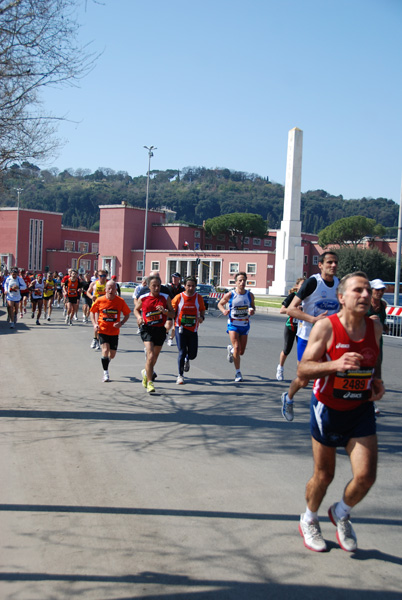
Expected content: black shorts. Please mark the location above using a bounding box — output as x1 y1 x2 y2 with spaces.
283 327 297 356
98 333 119 351
84 296 93 307
140 325 167 346
67 296 78 304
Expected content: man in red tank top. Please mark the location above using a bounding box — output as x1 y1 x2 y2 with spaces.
296 272 384 554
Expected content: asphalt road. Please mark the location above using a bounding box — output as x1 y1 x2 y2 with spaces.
1 297 401 599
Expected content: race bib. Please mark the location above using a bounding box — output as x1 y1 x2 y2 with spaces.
333 368 373 401
232 305 249 319
181 314 196 327
146 310 163 325
102 309 118 322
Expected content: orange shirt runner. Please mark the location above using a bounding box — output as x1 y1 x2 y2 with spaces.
90 295 131 336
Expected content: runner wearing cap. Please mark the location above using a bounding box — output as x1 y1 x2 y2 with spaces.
367 279 388 415
29 273 45 325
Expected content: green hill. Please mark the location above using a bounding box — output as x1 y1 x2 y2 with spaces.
0 163 398 235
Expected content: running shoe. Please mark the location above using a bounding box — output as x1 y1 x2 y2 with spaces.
31 312 34 319
374 403 380 416
281 392 294 422
167 338 173 346
152 372 157 381
235 371 243 382
328 504 357 552
299 514 327 552
141 369 148 389
176 375 184 385
184 359 190 372
24 307 27 313
36 319 40 325
20 312 23 319
90 339 97 349
95 341 101 350
136 327 141 334
73 315 78 321
103 372 110 383
227 344 234 363
65 315 69 325
147 381 155 393
47 317 51 322
10 322 14 329
276 365 284 381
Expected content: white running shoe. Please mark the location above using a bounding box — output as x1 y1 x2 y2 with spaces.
103 372 110 383
281 392 294 421
227 344 234 363
65 315 69 325
90 339 97 349
167 338 173 346
328 504 357 552
299 514 327 552
235 371 243 382
176 375 184 385
276 365 284 381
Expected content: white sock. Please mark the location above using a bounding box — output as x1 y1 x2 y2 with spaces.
304 507 318 523
335 499 352 520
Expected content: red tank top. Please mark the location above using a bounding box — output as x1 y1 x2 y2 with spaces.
313 314 379 411
141 294 168 327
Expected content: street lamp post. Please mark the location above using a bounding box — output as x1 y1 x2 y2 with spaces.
142 146 157 278
14 187 23 267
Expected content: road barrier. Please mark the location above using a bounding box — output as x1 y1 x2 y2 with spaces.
385 306 402 337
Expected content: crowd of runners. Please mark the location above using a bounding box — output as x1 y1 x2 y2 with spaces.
1 257 389 554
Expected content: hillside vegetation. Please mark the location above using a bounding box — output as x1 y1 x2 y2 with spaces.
1 163 398 235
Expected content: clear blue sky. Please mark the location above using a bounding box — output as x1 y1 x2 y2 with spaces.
42 0 402 203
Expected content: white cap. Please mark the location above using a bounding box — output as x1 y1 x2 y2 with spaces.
370 279 386 290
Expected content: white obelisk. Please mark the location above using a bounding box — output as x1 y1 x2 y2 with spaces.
269 127 304 296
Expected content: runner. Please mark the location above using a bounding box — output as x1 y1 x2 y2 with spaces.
54 271 63 307
276 277 305 381
297 271 384 553
29 273 45 325
63 270 83 325
43 271 56 321
87 270 108 348
217 272 255 382
81 271 93 323
90 280 131 382
367 278 388 416
166 272 185 346
19 269 31 317
4 268 27 328
171 276 206 384
281 252 339 421
134 274 174 393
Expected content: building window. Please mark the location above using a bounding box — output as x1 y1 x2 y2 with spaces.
194 242 200 250
92 243 99 253
204 244 212 250
194 230 201 238
246 263 257 275
264 239 272 247
28 219 43 271
243 237 249 245
80 259 91 272
71 258 78 269
151 261 160 271
253 238 261 246
247 279 256 286
205 233 212 240
228 246 236 251
137 260 144 272
78 241 89 253
217 234 225 241
64 240 75 252
229 262 239 274
304 255 308 264
228 279 236 286
216 245 225 250
313 255 319 265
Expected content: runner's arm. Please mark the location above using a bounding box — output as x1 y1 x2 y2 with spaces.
217 291 232 316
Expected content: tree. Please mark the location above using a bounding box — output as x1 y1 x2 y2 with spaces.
0 0 97 171
318 216 386 249
336 247 397 281
204 212 267 250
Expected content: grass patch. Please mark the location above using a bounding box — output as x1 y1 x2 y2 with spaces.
254 296 283 308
